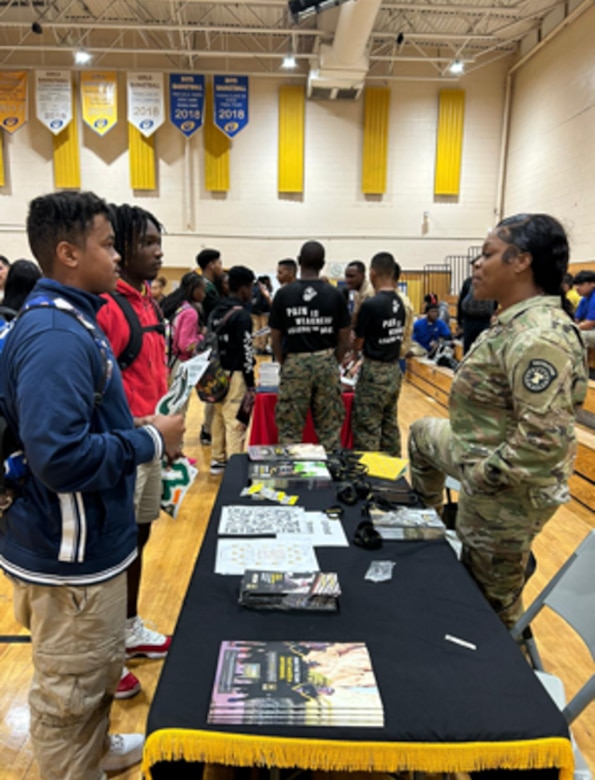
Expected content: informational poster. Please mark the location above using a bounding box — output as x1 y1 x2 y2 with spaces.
80 71 118 136
35 70 72 134
127 72 164 137
0 71 28 134
169 73 204 138
213 75 248 138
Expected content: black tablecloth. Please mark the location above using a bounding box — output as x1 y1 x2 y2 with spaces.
144 455 572 779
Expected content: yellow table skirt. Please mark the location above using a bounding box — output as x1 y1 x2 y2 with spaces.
143 728 574 780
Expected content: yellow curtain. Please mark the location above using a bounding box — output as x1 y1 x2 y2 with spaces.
129 124 156 190
434 89 465 196
278 85 305 193
362 86 389 195
204 81 230 192
53 87 81 189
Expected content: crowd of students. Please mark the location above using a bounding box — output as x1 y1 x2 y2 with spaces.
0 193 592 780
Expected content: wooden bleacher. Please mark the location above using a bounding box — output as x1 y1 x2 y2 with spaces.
405 357 595 512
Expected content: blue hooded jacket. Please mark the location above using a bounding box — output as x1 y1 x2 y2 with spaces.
0 279 162 585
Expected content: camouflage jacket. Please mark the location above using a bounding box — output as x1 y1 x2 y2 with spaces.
449 295 587 505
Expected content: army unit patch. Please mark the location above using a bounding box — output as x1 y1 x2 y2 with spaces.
522 359 558 392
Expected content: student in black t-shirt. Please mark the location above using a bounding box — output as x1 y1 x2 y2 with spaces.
208 266 255 475
351 252 406 457
269 241 351 452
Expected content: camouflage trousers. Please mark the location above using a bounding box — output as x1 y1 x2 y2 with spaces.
352 359 403 456
276 350 344 453
408 417 557 628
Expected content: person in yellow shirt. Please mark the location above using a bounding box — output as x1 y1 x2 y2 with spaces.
562 272 581 313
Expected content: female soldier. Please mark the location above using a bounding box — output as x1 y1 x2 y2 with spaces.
409 214 588 627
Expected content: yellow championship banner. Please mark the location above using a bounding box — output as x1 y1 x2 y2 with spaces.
80 71 117 136
0 71 28 134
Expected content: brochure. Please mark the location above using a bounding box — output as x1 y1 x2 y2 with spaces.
239 570 341 611
207 640 384 727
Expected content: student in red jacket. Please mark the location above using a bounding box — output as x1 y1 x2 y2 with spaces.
97 204 177 699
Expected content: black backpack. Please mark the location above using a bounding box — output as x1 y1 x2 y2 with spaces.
109 292 166 371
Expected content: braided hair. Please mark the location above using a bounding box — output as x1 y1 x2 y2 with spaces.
108 203 162 271
495 213 572 316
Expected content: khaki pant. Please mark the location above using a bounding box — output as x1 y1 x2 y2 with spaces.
134 458 162 525
11 572 126 780
212 371 248 463
251 313 269 352
408 417 557 627
202 400 215 435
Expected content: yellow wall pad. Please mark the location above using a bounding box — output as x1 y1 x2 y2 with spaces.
143 729 574 780
205 82 230 192
434 88 465 197
278 85 305 194
53 89 80 189
129 123 155 190
362 87 390 195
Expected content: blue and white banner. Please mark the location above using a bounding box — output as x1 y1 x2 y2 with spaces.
127 72 165 137
213 75 248 139
169 74 204 138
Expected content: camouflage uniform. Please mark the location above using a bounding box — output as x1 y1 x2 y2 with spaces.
409 296 588 627
276 350 344 453
352 360 403 456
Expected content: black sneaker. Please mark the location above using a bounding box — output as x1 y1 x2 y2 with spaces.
200 427 212 445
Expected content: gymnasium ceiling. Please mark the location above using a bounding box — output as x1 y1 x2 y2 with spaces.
0 0 580 82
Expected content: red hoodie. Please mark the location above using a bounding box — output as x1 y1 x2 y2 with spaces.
97 279 168 417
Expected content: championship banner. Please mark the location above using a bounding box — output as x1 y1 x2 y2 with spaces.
213 75 248 139
169 74 204 138
127 72 164 137
80 71 117 136
0 71 28 134
35 71 72 134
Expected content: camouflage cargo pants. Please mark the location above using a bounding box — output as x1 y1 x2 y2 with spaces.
352 359 403 456
409 417 557 627
276 350 344 453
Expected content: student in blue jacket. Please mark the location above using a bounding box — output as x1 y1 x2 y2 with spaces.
0 191 184 780
412 302 452 353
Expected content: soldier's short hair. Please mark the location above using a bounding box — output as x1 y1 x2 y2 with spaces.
371 252 396 278
298 241 325 272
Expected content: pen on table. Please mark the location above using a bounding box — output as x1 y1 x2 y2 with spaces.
444 633 477 651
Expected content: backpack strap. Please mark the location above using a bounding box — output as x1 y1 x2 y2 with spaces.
0 295 113 499
19 296 113 406
208 304 244 334
109 291 166 371
0 305 17 321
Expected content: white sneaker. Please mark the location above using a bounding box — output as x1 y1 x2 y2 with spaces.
210 460 226 476
125 615 171 659
101 733 144 772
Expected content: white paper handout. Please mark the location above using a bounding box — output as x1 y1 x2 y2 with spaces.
156 351 211 415
278 512 349 547
218 505 305 536
215 539 319 576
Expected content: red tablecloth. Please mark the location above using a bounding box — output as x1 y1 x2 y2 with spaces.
248 392 353 448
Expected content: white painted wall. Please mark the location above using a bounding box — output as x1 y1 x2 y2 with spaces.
504 3 595 262
0 59 510 273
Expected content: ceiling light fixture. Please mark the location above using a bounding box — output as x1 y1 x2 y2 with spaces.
449 59 464 75
288 0 351 23
281 53 297 70
74 48 92 65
